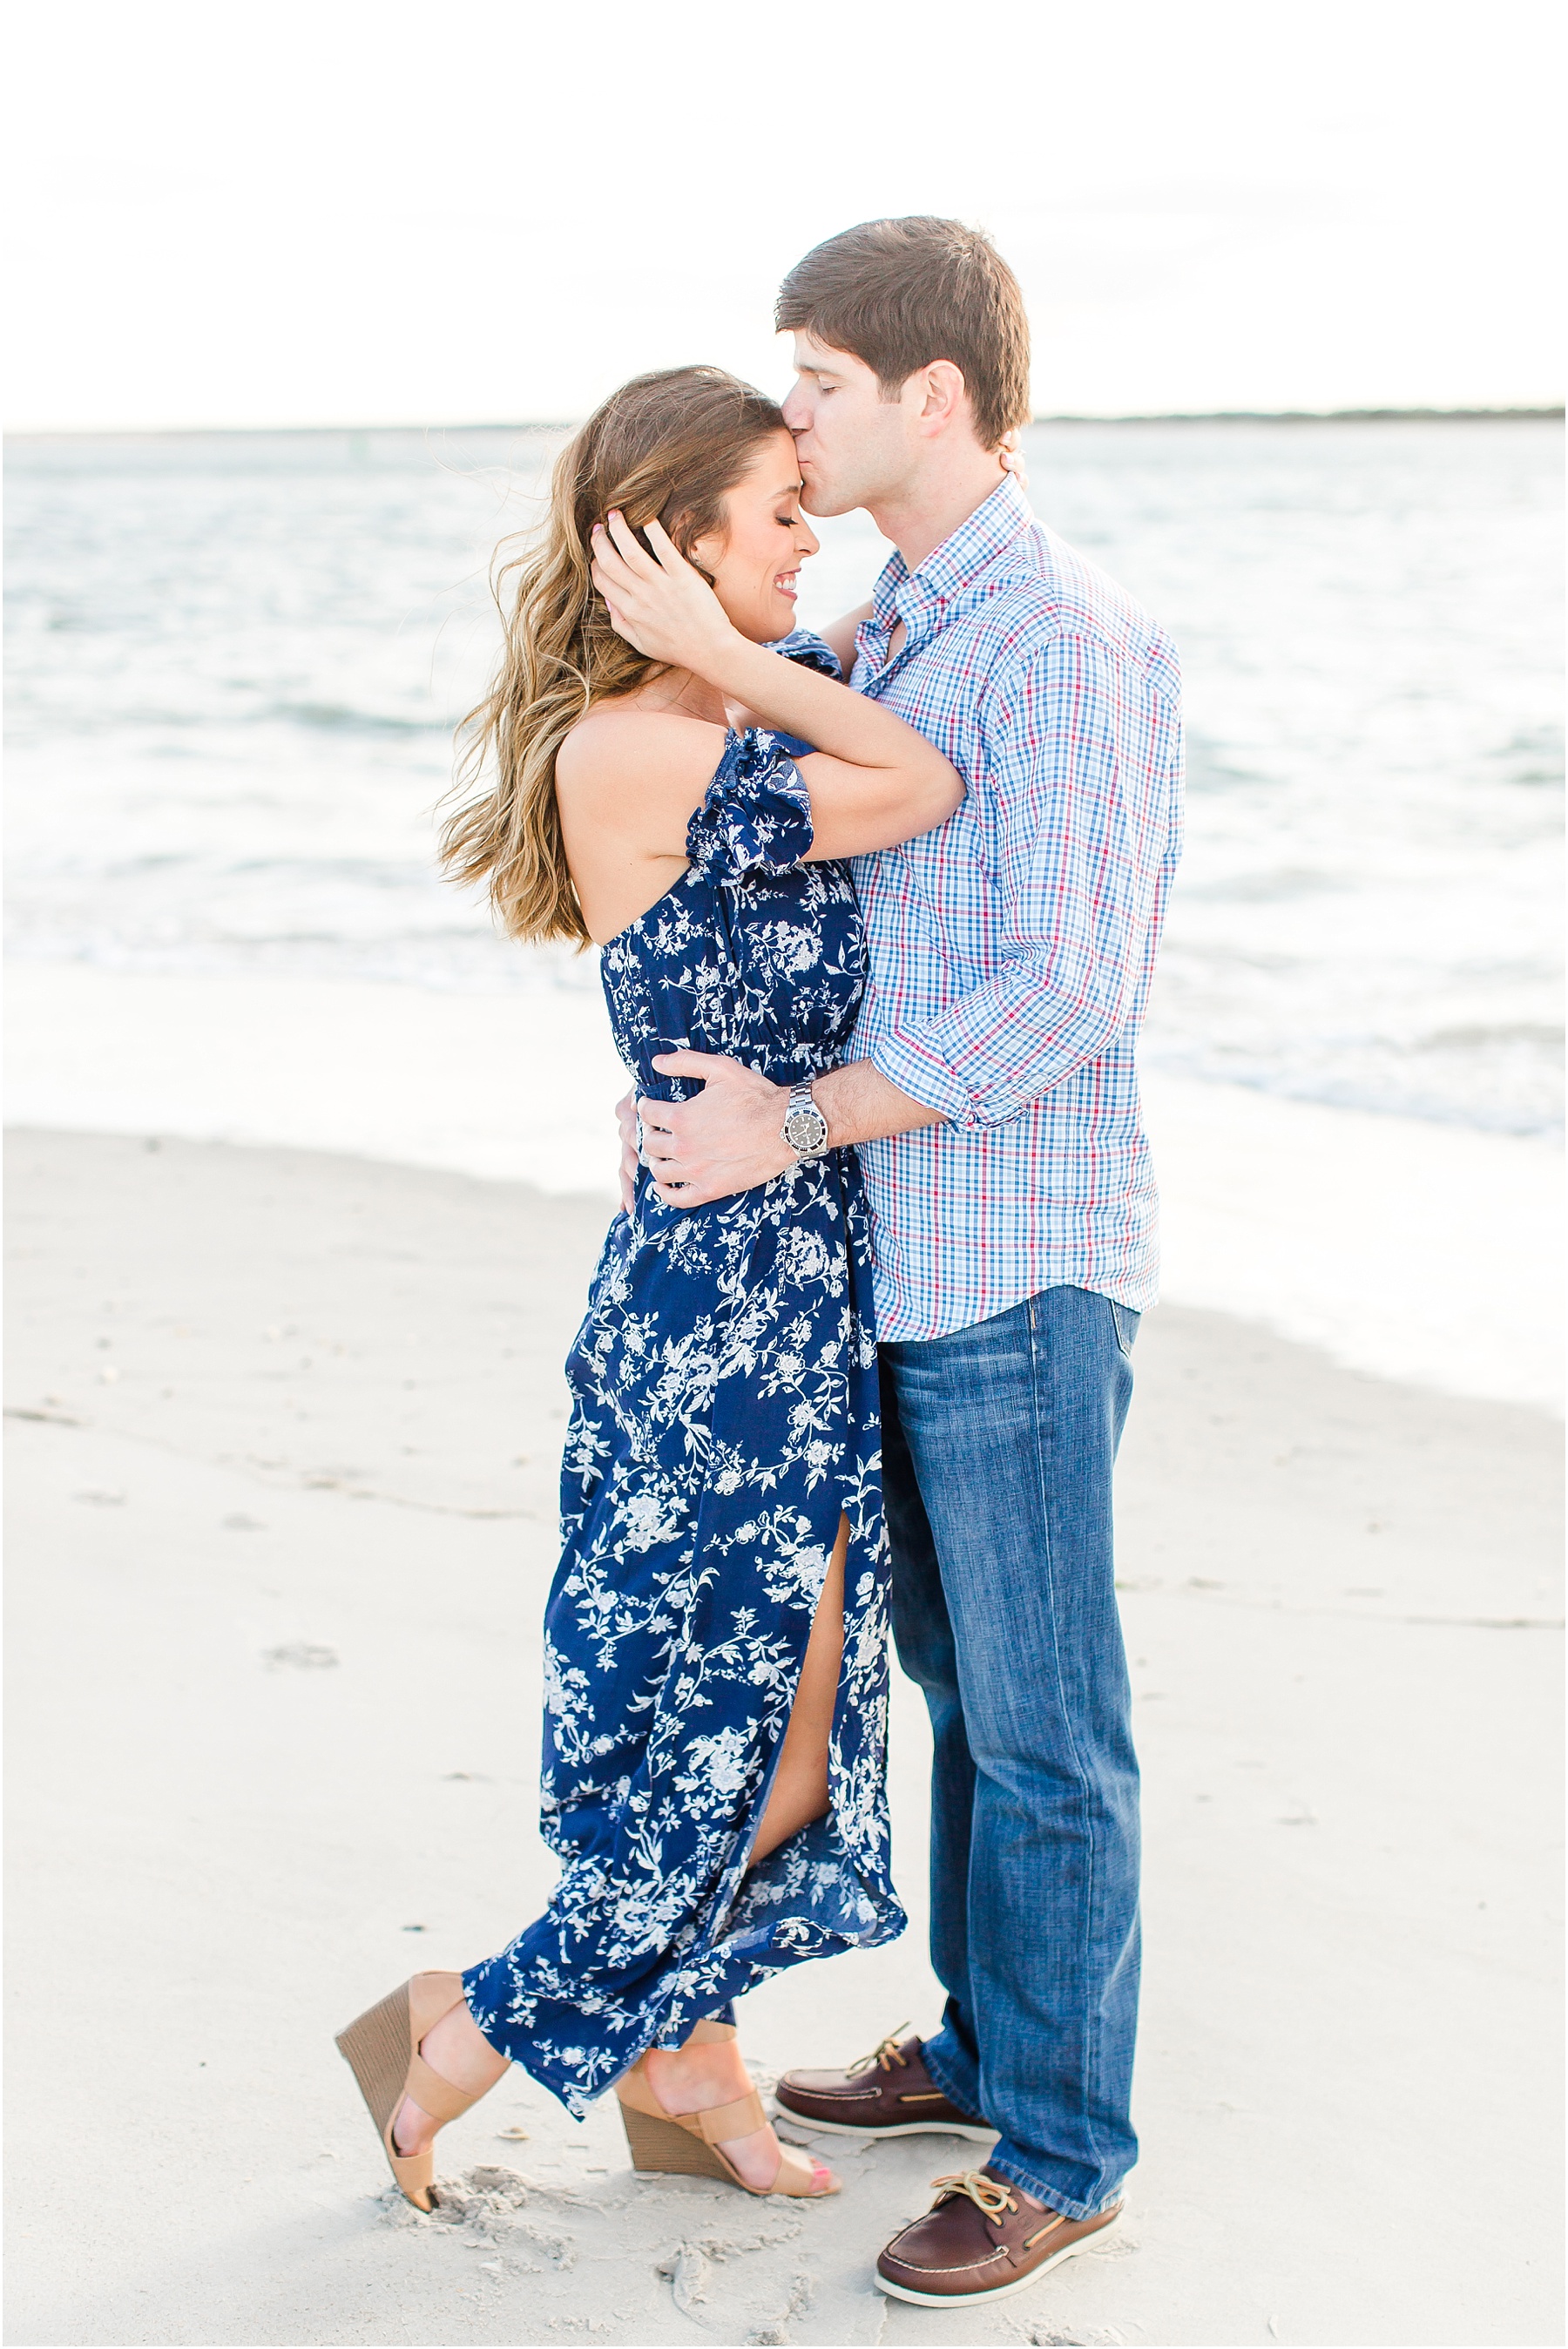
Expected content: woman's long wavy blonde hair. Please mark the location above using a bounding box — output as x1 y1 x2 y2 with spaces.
442 366 787 946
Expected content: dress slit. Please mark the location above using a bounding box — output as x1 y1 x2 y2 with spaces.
747 1512 848 1867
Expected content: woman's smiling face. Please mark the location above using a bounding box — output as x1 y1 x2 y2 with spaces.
686 430 821 644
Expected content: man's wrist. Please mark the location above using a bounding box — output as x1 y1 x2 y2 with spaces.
814 1058 945 1149
814 1064 861 1149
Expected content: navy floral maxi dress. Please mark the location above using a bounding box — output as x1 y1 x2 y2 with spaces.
463 677 904 2118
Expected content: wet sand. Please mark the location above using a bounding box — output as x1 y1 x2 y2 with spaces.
4 1130 1561 2346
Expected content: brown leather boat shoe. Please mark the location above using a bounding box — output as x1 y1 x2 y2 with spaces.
875 2164 1122 2308
774 2028 993 2143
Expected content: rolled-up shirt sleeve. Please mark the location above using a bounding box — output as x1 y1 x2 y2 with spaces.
867 631 1179 1129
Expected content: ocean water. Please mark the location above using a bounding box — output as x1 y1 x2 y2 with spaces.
5 416 1563 1406
6 416 1562 1138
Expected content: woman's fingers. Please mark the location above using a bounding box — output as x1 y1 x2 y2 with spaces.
589 555 641 644
589 559 630 616
641 514 688 575
591 522 672 649
589 531 639 595
589 515 733 672
589 575 630 633
603 510 659 575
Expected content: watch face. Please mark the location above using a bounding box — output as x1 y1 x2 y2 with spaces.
785 1107 828 1153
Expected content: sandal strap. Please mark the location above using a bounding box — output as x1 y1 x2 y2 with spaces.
770 2143 830 2195
691 2090 766 2143
406 2050 479 2124
685 2018 738 2046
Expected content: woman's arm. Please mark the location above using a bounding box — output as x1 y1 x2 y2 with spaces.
590 516 962 849
557 687 957 944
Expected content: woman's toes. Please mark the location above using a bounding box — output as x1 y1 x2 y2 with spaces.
770 2141 838 2194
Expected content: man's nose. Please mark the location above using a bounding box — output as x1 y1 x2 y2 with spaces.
781 383 809 430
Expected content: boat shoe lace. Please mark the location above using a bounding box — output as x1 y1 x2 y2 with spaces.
929 2170 1068 2250
931 2169 1018 2222
848 2024 912 2076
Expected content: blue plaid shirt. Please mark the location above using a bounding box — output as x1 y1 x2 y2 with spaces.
841 477 1183 1343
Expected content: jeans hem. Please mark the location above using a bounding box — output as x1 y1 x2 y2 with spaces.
987 2143 1128 2224
920 2033 985 2125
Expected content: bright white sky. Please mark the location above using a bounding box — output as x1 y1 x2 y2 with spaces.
5 0 1561 430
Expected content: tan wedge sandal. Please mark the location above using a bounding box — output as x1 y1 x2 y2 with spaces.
616 2019 838 2197
335 1970 484 2211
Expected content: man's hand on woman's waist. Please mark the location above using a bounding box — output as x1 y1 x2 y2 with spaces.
622 1052 940 1210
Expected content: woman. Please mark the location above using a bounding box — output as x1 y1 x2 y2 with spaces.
335 367 962 2210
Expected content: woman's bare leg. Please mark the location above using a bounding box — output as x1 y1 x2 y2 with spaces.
643 1518 849 2192
391 1998 509 2157
750 1515 847 1864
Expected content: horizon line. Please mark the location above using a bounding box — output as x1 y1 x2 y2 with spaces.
5 404 1562 442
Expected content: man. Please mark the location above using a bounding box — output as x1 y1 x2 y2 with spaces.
625 216 1182 2311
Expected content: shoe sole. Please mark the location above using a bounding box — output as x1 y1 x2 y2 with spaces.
335 1983 411 2146
774 2109 996 2143
620 2095 840 2197
619 2098 740 2184
875 2210 1120 2308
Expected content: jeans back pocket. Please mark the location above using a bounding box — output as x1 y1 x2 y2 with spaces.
1110 1300 1141 1357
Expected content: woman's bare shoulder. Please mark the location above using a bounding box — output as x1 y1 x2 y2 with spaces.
556 703 727 799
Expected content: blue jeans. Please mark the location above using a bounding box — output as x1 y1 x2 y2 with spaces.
880 1284 1140 2218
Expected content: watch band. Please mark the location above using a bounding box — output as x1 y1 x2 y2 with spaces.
781 1079 830 1161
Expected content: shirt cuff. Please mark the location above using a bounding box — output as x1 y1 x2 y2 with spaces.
868 1029 978 1129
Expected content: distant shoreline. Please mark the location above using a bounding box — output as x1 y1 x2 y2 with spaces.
5 407 1562 445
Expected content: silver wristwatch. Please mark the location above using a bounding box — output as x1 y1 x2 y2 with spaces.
781 1080 830 1162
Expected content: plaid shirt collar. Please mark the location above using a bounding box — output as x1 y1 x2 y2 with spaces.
863 474 1034 666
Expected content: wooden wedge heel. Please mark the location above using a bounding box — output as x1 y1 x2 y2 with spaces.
615 2019 837 2197
335 1971 483 2210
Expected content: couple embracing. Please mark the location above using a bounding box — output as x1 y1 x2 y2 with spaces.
336 215 1182 2314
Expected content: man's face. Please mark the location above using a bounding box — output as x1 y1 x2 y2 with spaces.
781 331 918 518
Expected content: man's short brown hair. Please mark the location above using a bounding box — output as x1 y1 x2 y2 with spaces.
775 216 1031 451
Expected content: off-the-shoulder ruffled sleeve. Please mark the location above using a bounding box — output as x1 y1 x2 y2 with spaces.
686 728 814 881
766 626 842 681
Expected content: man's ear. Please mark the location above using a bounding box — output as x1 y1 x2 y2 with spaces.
913 360 971 439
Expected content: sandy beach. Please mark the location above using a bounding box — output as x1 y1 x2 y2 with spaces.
5 1127 1561 2347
